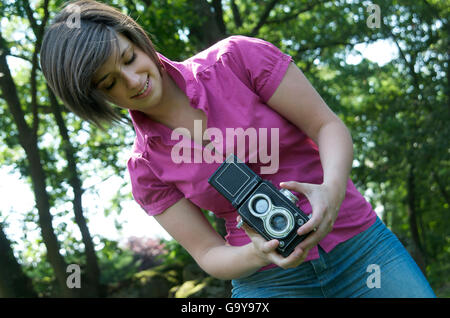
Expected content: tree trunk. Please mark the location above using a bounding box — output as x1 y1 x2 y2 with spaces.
48 88 102 297
0 223 37 297
406 163 427 275
0 39 77 298
186 0 227 49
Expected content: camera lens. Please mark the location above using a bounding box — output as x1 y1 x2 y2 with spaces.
269 214 288 232
264 209 294 238
253 198 269 214
248 194 272 216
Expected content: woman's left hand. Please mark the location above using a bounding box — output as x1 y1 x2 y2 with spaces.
279 181 346 260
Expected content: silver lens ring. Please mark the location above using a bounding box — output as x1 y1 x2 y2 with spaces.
264 208 294 238
248 193 272 217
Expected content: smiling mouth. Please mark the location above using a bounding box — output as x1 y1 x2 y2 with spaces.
132 76 150 98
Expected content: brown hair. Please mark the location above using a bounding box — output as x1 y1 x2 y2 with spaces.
40 0 162 127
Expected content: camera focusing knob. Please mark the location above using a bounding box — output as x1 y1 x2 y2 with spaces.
280 189 299 204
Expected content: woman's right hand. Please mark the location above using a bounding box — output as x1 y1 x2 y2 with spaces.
237 216 309 269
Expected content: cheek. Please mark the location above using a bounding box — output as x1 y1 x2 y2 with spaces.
113 84 131 97
144 55 161 74
105 91 128 107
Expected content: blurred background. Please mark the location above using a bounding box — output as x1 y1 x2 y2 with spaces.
0 0 448 298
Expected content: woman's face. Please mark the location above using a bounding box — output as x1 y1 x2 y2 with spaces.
93 33 163 113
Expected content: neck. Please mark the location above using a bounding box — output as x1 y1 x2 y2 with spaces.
144 69 189 128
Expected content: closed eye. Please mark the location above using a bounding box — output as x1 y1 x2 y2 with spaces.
105 80 116 90
125 52 136 65
104 51 136 90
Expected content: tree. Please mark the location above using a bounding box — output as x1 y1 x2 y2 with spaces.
0 222 36 297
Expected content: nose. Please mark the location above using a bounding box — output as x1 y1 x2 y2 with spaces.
121 68 140 90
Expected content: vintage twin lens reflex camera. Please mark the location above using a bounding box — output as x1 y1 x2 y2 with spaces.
208 155 311 257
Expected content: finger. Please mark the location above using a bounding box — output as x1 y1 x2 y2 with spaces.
279 181 310 195
279 182 318 234
278 246 307 268
261 239 279 253
298 225 327 251
292 246 309 264
297 220 319 236
297 212 322 236
286 246 305 261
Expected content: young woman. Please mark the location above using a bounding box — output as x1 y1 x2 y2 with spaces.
40 0 436 298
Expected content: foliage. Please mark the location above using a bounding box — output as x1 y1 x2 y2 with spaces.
124 236 167 270
96 238 141 286
158 238 195 267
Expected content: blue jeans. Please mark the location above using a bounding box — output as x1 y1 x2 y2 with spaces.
231 217 436 298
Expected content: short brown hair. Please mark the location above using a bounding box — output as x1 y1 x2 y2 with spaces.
40 0 162 127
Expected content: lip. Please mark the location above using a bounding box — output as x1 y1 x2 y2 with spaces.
131 76 151 99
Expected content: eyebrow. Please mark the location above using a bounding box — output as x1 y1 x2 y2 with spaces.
95 44 131 87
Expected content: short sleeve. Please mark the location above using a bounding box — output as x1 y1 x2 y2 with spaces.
227 35 293 103
127 155 184 216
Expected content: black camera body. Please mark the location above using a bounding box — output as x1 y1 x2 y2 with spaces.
208 155 310 257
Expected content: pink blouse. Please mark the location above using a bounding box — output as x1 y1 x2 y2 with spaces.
127 35 377 264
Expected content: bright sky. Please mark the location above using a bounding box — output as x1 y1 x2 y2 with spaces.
0 39 396 251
